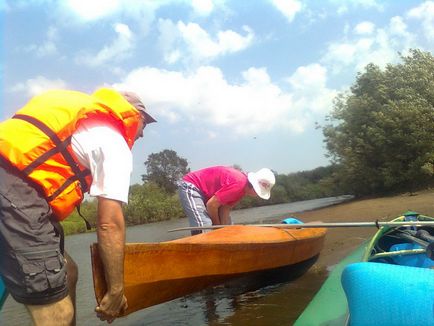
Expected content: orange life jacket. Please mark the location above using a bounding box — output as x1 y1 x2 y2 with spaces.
0 88 141 220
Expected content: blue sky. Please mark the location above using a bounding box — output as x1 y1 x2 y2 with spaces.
2 0 434 184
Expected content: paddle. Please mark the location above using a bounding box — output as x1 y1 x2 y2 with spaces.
168 221 434 232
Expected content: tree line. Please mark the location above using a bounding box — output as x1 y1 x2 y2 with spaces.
323 49 434 195
63 49 434 234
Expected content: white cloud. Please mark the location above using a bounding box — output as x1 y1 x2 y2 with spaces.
35 42 57 57
177 22 245 57
157 19 183 64
75 23 134 67
112 65 336 136
322 13 416 74
164 21 254 64
64 0 222 21
322 43 357 72
191 0 214 16
333 0 383 15
407 1 434 41
288 64 325 91
24 26 58 57
165 50 182 65
9 76 68 97
65 0 120 21
57 0 220 28
322 1 433 77
389 16 407 35
354 21 375 35
286 64 337 118
271 0 302 23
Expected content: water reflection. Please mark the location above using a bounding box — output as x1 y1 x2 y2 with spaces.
176 256 320 325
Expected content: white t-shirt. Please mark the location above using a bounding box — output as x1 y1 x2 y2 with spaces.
71 120 133 203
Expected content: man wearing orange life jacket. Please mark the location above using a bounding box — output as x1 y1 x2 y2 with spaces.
0 88 156 325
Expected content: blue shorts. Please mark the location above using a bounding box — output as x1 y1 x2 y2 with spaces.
177 181 211 235
0 163 68 305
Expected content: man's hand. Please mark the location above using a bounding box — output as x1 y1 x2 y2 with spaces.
95 290 128 324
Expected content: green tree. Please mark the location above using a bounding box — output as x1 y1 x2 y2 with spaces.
125 182 184 224
323 49 434 195
142 149 190 193
268 184 288 204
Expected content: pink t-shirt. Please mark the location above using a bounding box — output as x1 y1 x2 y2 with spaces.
183 166 248 205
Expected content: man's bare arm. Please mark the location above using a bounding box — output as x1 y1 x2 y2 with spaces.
95 197 128 323
206 195 222 225
219 205 233 225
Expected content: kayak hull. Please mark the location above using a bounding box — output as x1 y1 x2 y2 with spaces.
91 225 326 315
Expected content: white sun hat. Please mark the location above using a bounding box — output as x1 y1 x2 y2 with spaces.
247 168 276 200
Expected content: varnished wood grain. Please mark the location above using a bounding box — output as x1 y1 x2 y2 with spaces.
91 225 326 315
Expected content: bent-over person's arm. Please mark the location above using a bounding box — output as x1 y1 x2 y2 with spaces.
206 195 222 225
95 197 128 323
219 205 233 225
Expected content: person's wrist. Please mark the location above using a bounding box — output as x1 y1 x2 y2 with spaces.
108 286 124 296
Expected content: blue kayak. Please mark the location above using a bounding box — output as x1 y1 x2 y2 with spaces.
295 211 434 326
342 211 434 326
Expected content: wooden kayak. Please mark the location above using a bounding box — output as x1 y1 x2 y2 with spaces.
294 211 434 326
91 224 326 316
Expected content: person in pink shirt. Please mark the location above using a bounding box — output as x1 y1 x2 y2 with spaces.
178 166 275 235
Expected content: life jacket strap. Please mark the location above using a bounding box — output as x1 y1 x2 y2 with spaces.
77 205 92 231
12 114 91 194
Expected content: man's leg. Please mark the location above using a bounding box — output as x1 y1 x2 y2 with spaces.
25 252 78 326
16 239 77 326
178 181 212 235
0 165 72 325
26 295 74 326
65 252 78 326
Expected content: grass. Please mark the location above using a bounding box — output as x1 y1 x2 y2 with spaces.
61 214 93 235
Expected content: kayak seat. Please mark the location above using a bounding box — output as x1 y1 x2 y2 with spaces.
341 262 434 326
389 243 434 268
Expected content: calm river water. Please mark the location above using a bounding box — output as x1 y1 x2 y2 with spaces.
1 196 350 326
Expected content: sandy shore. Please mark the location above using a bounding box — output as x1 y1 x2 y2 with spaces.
281 189 434 268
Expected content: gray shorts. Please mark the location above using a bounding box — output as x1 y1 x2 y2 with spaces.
177 181 211 235
0 163 68 305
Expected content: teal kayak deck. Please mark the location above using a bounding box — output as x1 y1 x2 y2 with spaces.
341 262 434 326
0 277 7 310
295 212 434 326
294 243 366 326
